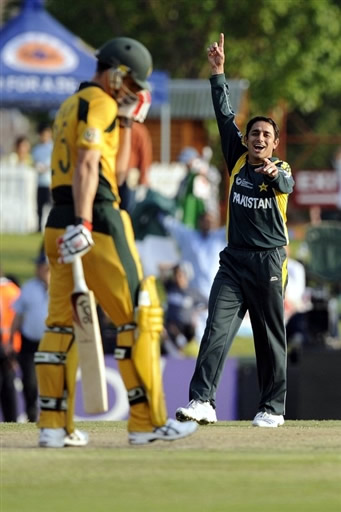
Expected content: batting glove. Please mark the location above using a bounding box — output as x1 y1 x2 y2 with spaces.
132 90 152 123
57 223 94 264
118 90 152 124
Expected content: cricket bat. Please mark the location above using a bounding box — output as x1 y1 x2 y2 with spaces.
71 255 108 414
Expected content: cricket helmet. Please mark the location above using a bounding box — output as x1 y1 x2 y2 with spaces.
96 37 153 90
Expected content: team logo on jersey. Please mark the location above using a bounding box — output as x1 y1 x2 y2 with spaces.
2 32 78 73
259 182 268 192
83 127 101 144
281 162 291 171
279 161 292 178
236 177 253 189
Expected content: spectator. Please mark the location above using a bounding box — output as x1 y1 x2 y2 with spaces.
0 343 18 422
32 123 53 232
1 136 32 168
159 209 226 339
285 253 308 321
285 254 311 362
202 145 222 216
9 253 50 422
176 146 221 229
175 147 208 228
0 136 37 233
0 270 21 421
129 122 153 186
160 210 226 301
119 117 153 213
161 263 207 358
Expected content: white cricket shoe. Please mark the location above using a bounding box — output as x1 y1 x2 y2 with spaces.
39 428 89 447
64 429 89 447
39 428 66 448
252 411 285 428
176 399 217 425
128 418 198 445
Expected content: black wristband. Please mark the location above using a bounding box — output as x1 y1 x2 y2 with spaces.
119 117 133 128
74 217 93 231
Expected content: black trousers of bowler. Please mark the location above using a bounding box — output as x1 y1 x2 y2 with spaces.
189 246 288 416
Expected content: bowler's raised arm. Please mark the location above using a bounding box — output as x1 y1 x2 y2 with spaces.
207 33 225 75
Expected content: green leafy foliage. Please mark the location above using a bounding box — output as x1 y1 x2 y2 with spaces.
40 0 341 114
3 0 340 167
3 0 340 112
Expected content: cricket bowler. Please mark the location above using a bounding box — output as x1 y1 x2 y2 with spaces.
176 33 295 428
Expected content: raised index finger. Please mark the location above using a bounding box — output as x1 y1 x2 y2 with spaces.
219 33 224 50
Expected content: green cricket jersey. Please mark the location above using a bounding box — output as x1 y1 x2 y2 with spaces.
210 74 294 249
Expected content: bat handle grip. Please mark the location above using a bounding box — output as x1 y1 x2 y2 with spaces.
72 255 88 293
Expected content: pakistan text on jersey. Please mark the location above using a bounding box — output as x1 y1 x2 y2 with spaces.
232 192 272 209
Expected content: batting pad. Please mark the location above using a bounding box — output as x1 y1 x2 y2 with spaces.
132 276 167 427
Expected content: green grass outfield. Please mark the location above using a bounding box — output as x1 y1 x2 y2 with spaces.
0 233 44 285
2 421 341 512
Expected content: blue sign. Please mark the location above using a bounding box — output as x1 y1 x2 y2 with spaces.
149 70 169 105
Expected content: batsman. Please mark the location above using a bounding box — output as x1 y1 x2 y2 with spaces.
35 37 197 447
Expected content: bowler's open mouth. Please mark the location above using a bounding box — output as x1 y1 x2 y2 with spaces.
253 144 265 152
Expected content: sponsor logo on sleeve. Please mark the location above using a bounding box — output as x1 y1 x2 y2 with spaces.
83 127 101 144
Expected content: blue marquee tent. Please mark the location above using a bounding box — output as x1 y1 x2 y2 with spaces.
0 0 169 110
0 0 97 109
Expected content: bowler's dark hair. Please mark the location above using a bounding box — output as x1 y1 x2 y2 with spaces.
246 116 280 140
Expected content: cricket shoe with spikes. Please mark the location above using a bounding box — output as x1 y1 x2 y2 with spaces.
39 428 66 448
39 428 89 448
176 399 217 425
64 429 89 446
252 411 285 428
128 418 198 445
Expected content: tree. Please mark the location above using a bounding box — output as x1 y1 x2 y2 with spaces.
42 0 341 114
4 0 340 113
3 0 340 167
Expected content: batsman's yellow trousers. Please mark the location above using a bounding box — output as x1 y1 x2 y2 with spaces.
37 206 166 433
